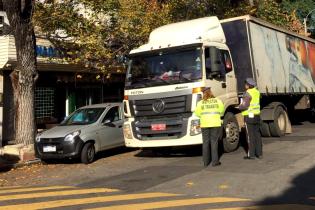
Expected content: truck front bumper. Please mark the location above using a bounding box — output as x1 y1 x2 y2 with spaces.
123 119 202 148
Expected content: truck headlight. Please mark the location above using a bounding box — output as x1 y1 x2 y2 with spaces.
65 130 81 143
190 119 201 136
123 124 132 139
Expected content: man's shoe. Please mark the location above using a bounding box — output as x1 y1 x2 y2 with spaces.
212 162 221 167
243 156 255 160
257 155 263 159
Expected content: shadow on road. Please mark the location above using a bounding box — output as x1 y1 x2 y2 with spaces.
134 145 202 158
254 166 315 208
40 146 136 165
0 155 19 173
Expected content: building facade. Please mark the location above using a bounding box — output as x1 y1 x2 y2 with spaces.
0 13 125 146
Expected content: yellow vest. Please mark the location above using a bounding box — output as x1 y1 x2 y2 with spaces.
242 88 261 116
194 98 224 128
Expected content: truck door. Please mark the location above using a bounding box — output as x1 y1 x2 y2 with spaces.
204 47 236 101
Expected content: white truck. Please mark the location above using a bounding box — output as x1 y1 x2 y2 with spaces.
123 15 315 152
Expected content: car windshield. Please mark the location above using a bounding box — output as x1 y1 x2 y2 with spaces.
125 46 202 89
60 108 105 126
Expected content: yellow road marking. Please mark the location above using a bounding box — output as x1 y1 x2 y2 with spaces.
87 197 250 210
208 204 315 210
0 186 74 194
0 188 118 201
0 186 22 190
0 192 178 210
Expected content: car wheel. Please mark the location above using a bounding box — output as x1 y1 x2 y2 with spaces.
81 142 95 164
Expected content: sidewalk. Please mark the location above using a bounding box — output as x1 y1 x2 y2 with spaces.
0 144 41 171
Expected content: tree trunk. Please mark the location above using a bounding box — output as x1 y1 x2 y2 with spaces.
4 0 38 146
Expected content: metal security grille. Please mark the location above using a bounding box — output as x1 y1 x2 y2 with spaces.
35 87 55 118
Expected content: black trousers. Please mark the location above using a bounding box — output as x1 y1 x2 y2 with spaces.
201 127 221 166
244 115 262 158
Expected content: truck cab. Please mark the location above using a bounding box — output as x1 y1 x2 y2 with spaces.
123 17 240 151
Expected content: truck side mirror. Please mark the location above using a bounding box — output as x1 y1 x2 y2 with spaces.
225 56 233 73
209 47 222 76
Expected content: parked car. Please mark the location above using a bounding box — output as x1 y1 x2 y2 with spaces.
35 103 124 164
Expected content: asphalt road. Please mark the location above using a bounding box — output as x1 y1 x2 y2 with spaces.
1 121 315 209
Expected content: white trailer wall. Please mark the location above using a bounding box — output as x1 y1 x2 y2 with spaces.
249 22 315 94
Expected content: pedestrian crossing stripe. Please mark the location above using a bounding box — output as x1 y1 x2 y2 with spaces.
0 187 118 202
0 186 75 194
0 186 314 210
0 192 178 210
207 204 315 210
0 186 22 190
87 197 250 210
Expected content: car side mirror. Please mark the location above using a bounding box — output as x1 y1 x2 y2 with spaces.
103 120 115 127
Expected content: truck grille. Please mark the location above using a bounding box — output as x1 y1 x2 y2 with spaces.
131 115 189 140
130 95 191 117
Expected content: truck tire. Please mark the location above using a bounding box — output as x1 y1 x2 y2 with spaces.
269 106 287 137
260 121 271 137
222 112 240 152
81 142 95 164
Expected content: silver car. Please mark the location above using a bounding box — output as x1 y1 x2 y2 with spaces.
35 103 124 164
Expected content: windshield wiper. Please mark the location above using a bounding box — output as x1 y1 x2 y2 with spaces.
180 77 192 82
129 78 153 88
154 77 171 84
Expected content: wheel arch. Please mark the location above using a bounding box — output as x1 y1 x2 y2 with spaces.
82 139 99 152
224 105 243 131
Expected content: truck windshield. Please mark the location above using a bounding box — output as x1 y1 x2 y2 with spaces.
125 47 202 89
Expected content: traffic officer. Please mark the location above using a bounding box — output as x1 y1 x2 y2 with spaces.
194 87 224 167
239 78 262 159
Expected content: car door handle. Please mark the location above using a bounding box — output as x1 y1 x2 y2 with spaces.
118 125 122 128
221 82 227 88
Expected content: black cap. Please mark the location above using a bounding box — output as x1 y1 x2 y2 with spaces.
245 78 256 86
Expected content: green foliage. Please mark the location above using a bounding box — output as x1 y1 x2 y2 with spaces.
281 0 315 35
166 0 231 21
255 0 289 26
34 0 314 73
34 0 170 72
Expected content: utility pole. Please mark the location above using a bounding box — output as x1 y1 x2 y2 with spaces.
304 9 315 36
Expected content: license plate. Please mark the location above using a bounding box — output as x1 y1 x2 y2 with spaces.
151 124 166 131
43 145 56 152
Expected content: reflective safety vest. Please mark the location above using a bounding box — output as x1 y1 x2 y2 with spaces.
242 87 261 116
194 98 224 128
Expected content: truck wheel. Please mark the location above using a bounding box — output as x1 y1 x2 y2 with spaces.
222 112 240 152
269 106 287 137
260 121 271 137
81 142 95 164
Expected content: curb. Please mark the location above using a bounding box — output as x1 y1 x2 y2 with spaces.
0 158 41 170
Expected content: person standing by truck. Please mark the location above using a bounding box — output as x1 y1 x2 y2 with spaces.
239 78 262 159
194 87 224 167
